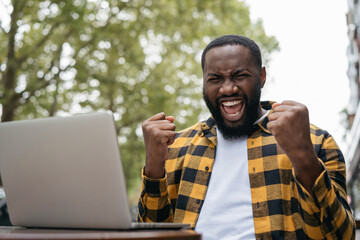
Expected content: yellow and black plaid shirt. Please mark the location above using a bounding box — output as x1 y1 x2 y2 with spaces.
138 102 355 239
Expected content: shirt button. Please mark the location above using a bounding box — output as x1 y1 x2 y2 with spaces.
196 199 200 204
205 166 209 171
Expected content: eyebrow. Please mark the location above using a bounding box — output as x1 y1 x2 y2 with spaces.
231 69 249 77
206 69 250 78
206 73 222 78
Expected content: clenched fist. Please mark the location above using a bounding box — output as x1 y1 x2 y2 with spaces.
142 112 176 179
267 100 323 192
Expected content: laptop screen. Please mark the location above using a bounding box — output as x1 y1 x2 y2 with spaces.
0 112 133 229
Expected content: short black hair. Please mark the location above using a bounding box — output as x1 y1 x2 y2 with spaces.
201 34 262 71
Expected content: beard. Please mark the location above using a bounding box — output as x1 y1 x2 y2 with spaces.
203 81 262 140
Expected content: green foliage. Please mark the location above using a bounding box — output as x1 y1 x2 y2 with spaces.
0 0 279 200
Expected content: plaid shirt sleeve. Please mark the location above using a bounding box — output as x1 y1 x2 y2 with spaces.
291 126 355 239
137 168 173 223
137 121 213 225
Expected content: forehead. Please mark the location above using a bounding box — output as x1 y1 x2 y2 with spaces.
204 45 255 72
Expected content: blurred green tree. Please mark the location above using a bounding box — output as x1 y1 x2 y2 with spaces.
0 0 279 198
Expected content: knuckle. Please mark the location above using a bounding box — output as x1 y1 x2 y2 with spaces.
143 124 153 133
293 105 307 116
301 105 309 113
153 128 162 137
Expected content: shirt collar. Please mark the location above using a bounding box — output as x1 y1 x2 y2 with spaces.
201 117 217 146
256 101 275 134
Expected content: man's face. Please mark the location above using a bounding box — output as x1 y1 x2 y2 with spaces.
203 44 266 139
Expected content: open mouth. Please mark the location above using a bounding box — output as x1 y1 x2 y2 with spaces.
219 98 245 122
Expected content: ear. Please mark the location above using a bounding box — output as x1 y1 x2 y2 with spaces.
260 66 266 88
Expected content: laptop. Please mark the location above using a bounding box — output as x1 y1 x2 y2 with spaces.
0 112 189 230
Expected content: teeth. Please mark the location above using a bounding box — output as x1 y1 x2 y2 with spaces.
222 100 241 107
228 112 240 117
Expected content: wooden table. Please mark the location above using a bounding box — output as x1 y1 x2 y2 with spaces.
0 227 201 240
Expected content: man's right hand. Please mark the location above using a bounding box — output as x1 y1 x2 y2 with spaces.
142 112 176 179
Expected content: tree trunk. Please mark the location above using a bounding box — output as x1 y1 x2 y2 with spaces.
1 0 22 122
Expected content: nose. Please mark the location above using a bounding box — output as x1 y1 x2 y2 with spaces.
219 79 238 95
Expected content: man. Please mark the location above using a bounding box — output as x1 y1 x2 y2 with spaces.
138 35 355 239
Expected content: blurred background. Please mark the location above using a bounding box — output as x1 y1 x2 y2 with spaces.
2 0 360 223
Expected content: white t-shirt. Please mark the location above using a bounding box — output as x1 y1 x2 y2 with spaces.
194 129 255 240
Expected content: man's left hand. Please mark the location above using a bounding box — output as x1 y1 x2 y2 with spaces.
267 100 323 193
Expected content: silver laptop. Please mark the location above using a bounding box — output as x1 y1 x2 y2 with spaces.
0 112 189 230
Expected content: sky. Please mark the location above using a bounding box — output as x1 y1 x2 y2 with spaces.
244 0 350 152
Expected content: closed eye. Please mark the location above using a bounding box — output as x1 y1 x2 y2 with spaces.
207 74 223 82
232 69 251 79
234 74 250 79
